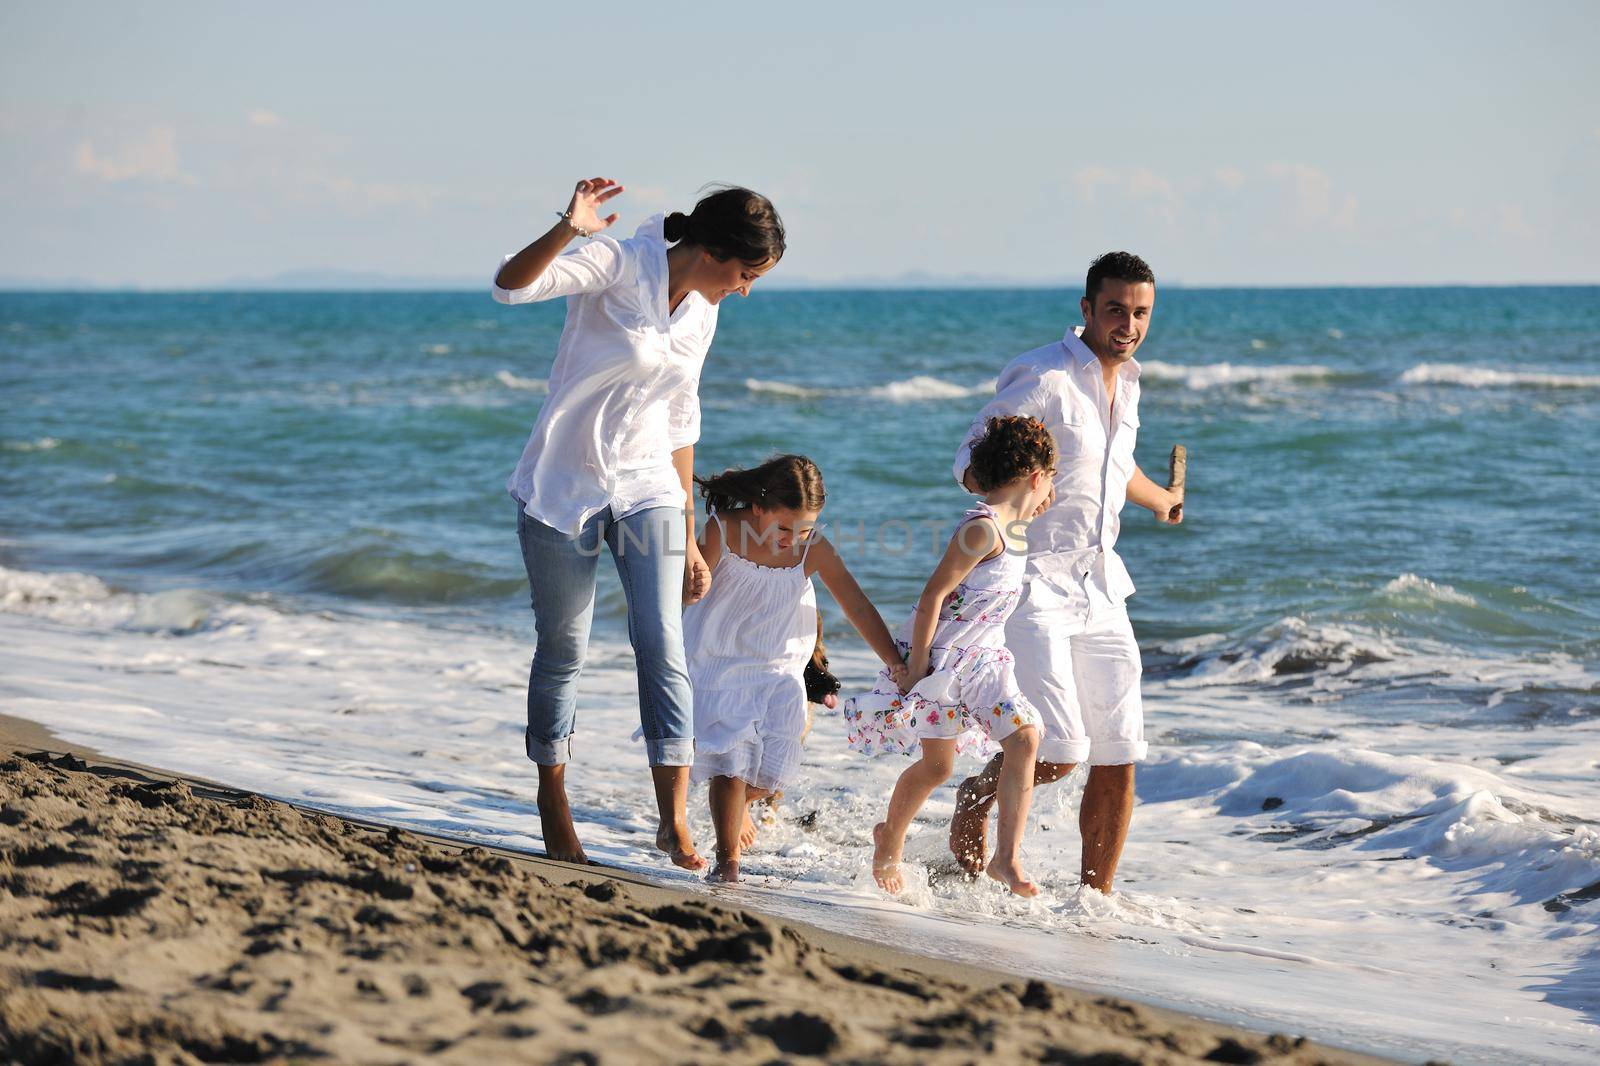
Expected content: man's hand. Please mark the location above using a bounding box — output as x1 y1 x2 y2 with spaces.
1154 486 1183 525
1128 465 1183 525
1031 484 1056 518
683 541 711 605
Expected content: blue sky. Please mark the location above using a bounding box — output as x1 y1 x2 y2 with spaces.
1 1 1596 287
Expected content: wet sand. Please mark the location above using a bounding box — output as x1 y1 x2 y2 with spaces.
0 713 1394 1064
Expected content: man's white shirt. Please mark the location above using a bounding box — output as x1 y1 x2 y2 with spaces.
953 326 1142 617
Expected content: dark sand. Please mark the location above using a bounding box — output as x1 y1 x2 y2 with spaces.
0 714 1395 1064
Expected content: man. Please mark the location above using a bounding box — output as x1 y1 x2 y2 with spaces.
947 251 1181 894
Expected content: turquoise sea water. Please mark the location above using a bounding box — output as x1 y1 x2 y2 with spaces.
4 287 1596 683
4 286 1600 1061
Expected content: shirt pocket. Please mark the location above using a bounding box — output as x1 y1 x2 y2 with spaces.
1111 409 1140 468
1052 406 1089 459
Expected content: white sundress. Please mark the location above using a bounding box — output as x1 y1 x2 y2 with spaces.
843 502 1043 757
687 511 819 793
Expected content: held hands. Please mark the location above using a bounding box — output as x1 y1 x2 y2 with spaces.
563 177 624 236
887 662 911 694
1031 484 1056 519
895 654 930 695
683 541 712 605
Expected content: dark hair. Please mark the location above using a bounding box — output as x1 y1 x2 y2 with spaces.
696 454 824 515
663 186 786 266
967 415 1057 493
1085 251 1155 303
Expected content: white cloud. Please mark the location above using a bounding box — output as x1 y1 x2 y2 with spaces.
1212 166 1245 193
1071 165 1115 205
1265 162 1355 231
73 126 197 185
1496 203 1535 239
318 176 439 213
248 110 283 127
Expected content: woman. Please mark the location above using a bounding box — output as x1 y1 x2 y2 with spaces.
494 176 784 869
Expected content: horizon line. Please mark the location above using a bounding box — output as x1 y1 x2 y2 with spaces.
4 280 1600 295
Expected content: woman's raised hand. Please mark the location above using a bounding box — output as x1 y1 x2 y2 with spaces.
565 177 624 235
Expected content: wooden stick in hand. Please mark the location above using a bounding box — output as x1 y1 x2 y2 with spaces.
1167 445 1186 523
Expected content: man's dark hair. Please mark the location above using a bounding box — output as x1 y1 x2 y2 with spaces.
1085 251 1155 303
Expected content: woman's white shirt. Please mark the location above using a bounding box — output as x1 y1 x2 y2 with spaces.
494 214 714 535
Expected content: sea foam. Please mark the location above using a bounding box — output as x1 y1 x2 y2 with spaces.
1400 363 1600 389
744 375 995 402
1140 361 1341 389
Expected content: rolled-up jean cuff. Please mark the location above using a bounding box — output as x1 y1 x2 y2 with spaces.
1086 739 1148 766
647 738 694 767
526 730 573 767
1037 737 1091 765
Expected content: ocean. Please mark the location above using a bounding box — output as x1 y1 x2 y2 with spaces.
3 285 1598 1062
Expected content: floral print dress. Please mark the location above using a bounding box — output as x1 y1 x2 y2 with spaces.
843 503 1043 756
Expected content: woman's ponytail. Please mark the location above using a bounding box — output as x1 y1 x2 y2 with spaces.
662 211 690 243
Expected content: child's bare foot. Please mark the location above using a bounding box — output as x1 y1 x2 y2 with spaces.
986 856 1039 897
871 821 905 894
949 776 992 874
655 821 707 871
740 810 759 850
707 851 741 884
536 793 588 864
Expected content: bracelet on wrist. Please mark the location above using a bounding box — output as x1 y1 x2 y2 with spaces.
555 210 592 238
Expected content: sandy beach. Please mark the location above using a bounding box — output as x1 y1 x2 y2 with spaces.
0 713 1392 1065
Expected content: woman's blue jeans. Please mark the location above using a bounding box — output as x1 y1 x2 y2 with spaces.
516 503 694 767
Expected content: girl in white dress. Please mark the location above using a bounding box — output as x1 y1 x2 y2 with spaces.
688 455 907 883
843 416 1057 897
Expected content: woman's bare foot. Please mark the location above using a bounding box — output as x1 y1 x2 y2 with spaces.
739 810 759 850
949 776 992 875
536 775 588 864
655 821 707 871
872 821 905 894
986 856 1039 897
708 851 741 884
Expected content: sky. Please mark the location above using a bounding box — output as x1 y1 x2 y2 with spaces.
1 1 1597 288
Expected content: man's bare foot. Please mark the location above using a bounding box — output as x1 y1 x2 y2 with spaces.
536 795 588 864
655 821 707 871
872 821 905 894
708 852 741 884
949 776 993 874
986 856 1039 898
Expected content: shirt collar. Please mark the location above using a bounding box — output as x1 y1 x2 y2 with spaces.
635 213 666 241
1062 325 1142 382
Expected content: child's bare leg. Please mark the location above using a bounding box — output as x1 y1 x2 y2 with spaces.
651 765 706 871
951 754 1074 873
740 787 774 849
986 727 1040 897
708 775 747 882
874 739 956 894
949 753 1003 873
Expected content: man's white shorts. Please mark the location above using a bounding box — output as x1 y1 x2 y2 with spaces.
1005 575 1146 766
